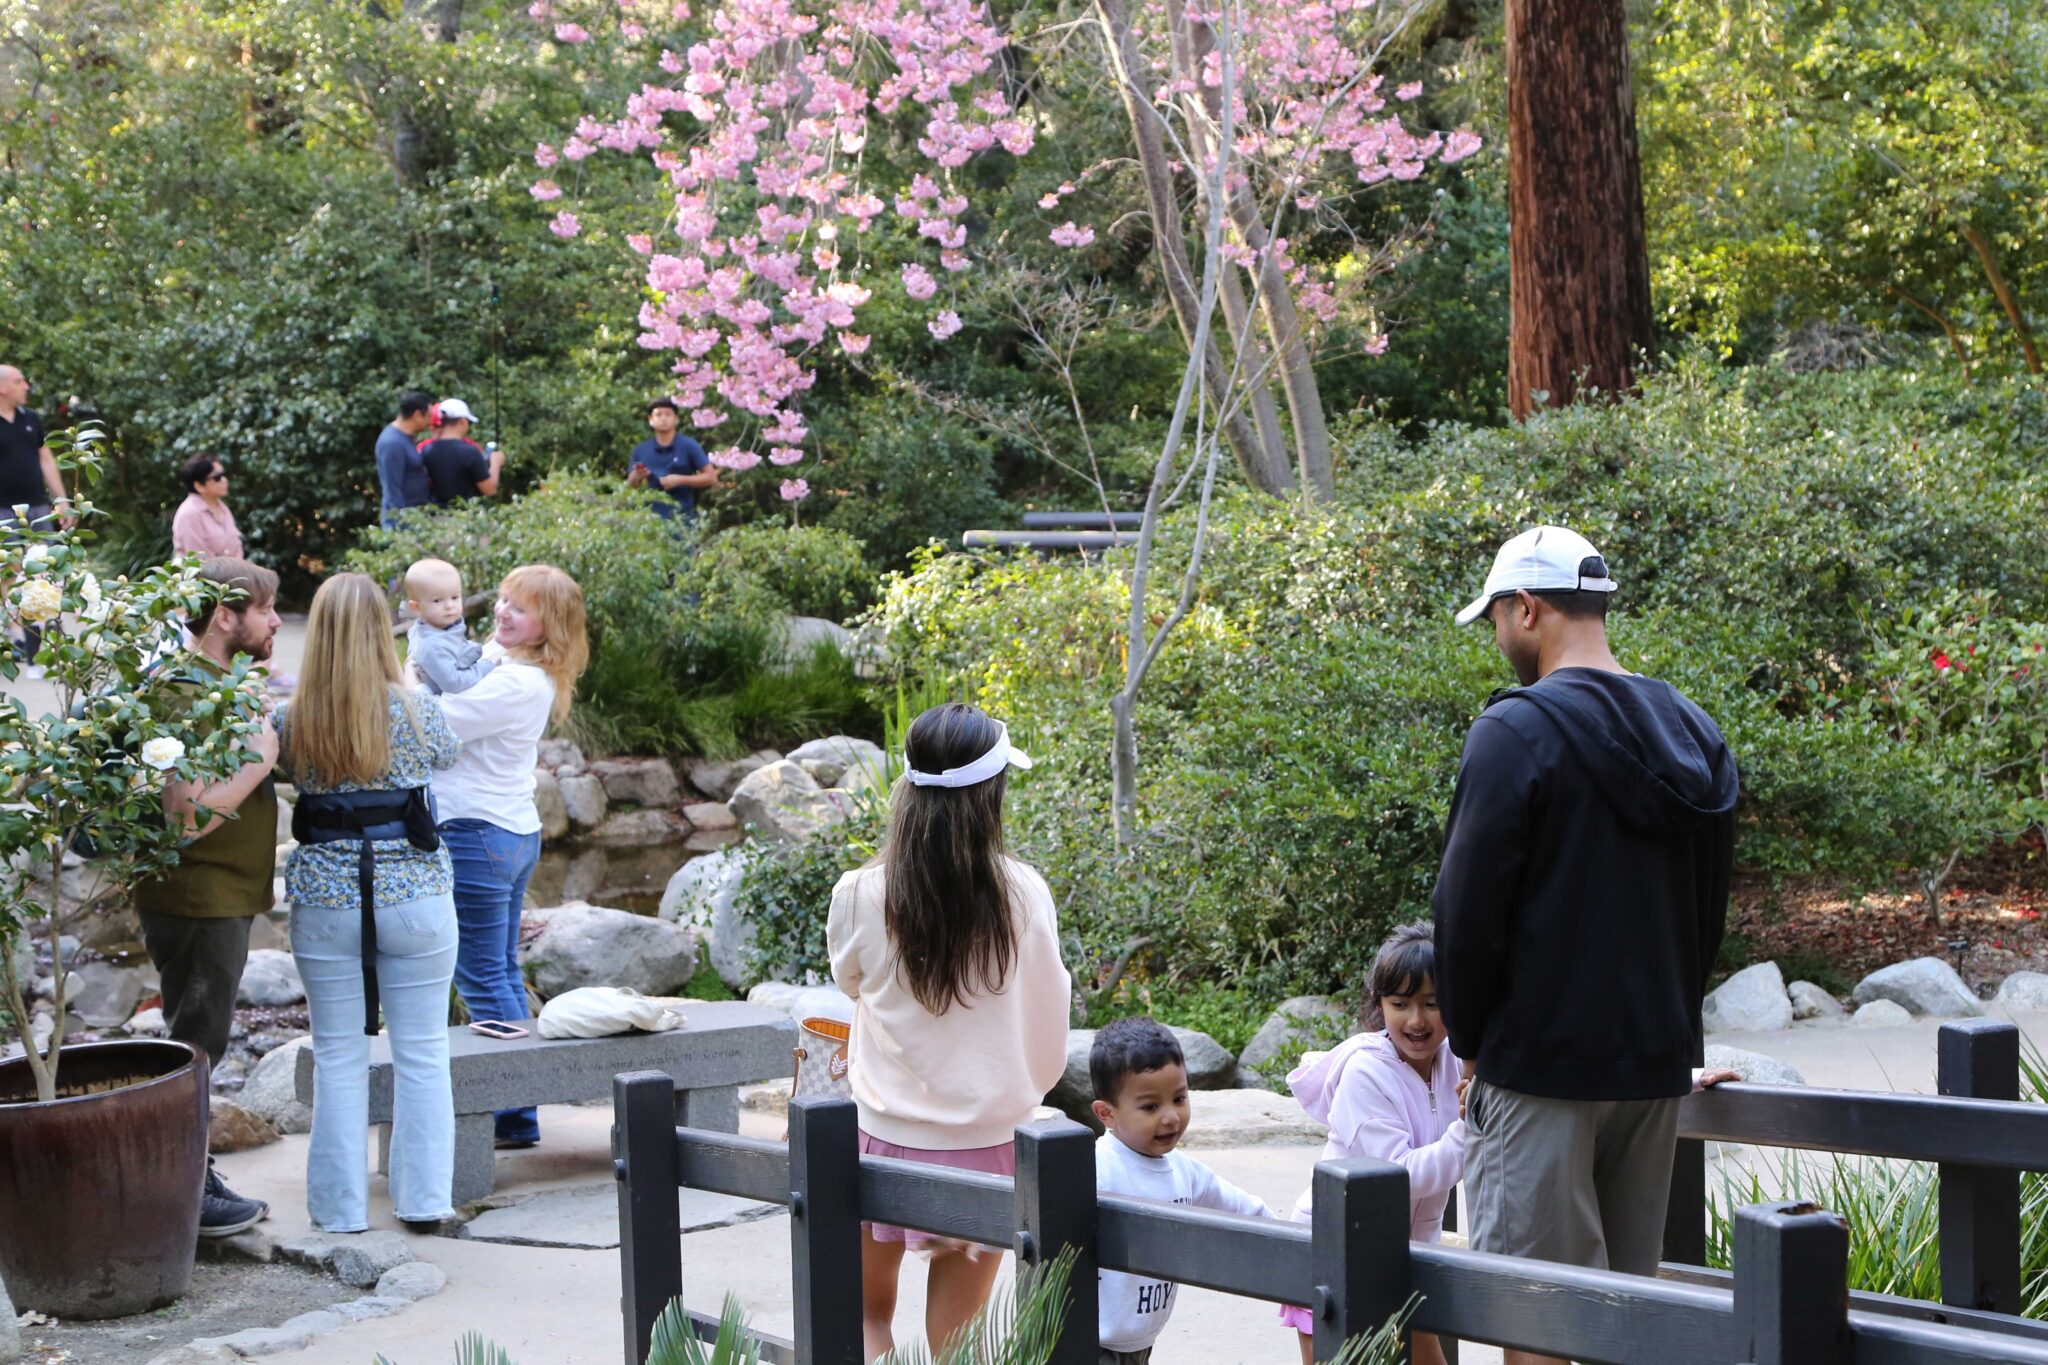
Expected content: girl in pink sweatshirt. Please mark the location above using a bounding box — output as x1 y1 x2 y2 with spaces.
827 703 1071 1362
1280 922 1462 1365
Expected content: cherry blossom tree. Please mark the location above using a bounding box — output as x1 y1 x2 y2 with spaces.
531 0 1477 841
524 0 1038 503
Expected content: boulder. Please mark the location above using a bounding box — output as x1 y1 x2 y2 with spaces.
237 949 305 1007
329 1231 412 1288
1046 1030 1101 1128
774 616 854 671
831 761 889 803
374 1261 447 1302
1852 957 1985 1018
589 808 688 847
1237 997 1351 1081
589 758 682 810
1993 971 2048 1011
1047 1026 1235 1130
7 937 32 991
660 848 755 989
1854 999 1915 1028
537 739 586 771
208 1096 280 1153
69 959 159 1028
786 736 887 789
31 972 81 1006
682 802 738 832
1788 980 1847 1021
521 901 699 998
534 769 569 841
1702 1044 1806 1087
684 750 782 802
558 773 609 829
1179 1089 1330 1149
746 981 853 1026
125 1005 168 1037
1172 1027 1237 1090
241 1035 314 1134
249 912 290 954
729 761 849 845
1702 962 1793 1034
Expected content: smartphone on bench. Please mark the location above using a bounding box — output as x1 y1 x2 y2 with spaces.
469 1020 529 1040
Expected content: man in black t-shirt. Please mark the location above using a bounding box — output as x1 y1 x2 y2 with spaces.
416 398 503 505
0 364 74 671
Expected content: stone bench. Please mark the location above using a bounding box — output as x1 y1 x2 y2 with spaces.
295 1000 795 1203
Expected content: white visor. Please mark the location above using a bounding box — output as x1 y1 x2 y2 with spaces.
905 721 1035 788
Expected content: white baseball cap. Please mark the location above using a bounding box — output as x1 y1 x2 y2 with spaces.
1454 526 1618 625
435 398 478 423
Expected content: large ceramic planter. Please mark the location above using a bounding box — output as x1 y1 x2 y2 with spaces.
0 1038 209 1319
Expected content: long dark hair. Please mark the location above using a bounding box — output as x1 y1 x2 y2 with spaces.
879 702 1018 1015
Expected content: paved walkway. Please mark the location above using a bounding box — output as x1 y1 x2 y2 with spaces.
0 615 308 720
211 1008 2048 1365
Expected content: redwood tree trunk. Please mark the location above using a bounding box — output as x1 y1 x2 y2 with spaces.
1505 0 1652 419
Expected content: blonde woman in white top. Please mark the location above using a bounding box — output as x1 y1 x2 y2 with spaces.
827 703 1071 1361
431 565 588 1149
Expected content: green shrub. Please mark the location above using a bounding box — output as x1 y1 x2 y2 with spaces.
836 363 2048 996
346 474 878 758
735 798 889 986
696 525 874 623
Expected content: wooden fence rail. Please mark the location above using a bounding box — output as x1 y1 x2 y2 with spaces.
1667 1018 2038 1322
612 1059 2048 1365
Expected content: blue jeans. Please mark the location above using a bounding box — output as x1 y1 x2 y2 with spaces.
292 891 459 1232
441 818 541 1143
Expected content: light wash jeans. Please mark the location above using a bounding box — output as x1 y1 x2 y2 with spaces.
292 891 459 1232
441 818 542 1144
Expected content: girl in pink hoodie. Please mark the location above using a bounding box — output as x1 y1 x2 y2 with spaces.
1280 922 1461 1365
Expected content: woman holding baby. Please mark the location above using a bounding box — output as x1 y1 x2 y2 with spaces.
419 562 590 1150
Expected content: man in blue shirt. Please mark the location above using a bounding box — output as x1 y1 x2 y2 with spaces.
626 398 717 523
375 391 435 528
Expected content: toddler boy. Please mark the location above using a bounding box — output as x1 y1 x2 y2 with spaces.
404 557 495 695
1092 1017 1271 1365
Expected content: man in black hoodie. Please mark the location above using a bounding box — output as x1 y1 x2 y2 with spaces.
1433 526 1737 1359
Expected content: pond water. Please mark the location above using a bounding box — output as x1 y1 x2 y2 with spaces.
525 841 710 916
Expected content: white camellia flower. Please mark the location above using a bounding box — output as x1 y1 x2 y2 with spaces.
19 545 49 574
15 578 61 624
140 737 186 771
79 573 101 608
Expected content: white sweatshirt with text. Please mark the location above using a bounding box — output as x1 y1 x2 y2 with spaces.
1095 1133 1272 1352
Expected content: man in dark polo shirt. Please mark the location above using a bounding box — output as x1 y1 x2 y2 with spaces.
625 398 717 525
134 556 283 1238
417 398 503 505
0 364 74 672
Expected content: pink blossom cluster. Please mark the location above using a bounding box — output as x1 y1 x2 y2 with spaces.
1080 0 1485 344
534 0 1034 476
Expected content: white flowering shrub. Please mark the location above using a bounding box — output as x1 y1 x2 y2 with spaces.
0 427 269 1099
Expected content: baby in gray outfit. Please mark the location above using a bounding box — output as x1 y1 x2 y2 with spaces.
405 557 496 695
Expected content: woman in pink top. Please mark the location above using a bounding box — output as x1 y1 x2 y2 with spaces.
827 703 1070 1361
171 454 244 558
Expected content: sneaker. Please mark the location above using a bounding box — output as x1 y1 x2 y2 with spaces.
199 1162 269 1239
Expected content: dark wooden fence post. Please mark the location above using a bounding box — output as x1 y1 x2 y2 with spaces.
615 1070 683 1365
1937 1017 2022 1314
1732 1201 1849 1365
1014 1118 1098 1365
788 1096 864 1365
1309 1159 1409 1364
1664 1134 1708 1267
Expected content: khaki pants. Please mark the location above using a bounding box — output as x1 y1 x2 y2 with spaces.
1465 1078 1680 1277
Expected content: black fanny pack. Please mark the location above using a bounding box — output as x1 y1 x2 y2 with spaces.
293 787 440 1034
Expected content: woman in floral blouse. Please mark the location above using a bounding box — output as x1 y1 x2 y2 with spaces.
278 572 461 1232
